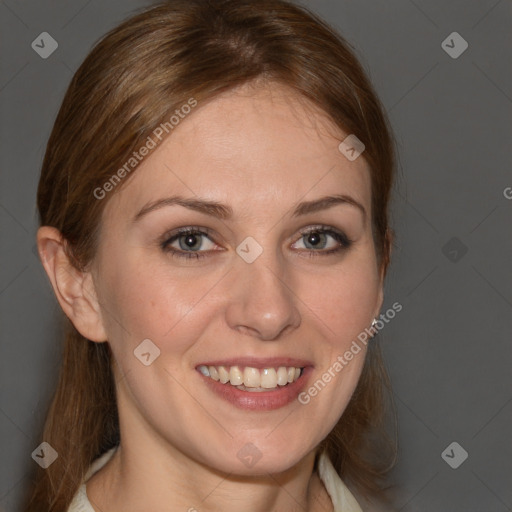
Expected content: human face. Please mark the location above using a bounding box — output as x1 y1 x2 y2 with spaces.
91 82 384 476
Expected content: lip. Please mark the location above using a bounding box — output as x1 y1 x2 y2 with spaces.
196 356 313 370
196 362 314 411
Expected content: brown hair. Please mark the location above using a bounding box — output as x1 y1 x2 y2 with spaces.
25 0 397 509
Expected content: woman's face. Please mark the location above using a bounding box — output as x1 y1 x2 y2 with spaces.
90 83 384 475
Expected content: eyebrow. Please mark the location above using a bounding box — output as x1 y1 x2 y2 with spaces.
132 193 366 224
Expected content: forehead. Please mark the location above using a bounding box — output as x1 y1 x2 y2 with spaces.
102 83 371 225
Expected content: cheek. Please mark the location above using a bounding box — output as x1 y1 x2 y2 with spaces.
301 258 378 420
299 259 380 346
98 254 219 360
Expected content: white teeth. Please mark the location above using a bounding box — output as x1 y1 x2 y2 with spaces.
197 364 303 390
208 366 219 381
198 365 210 377
218 365 230 384
243 367 260 387
261 368 277 388
277 366 288 386
229 366 243 386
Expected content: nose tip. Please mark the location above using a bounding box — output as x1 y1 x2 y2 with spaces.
225 259 301 341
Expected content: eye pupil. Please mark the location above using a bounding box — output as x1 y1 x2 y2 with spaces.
307 231 323 247
181 234 201 250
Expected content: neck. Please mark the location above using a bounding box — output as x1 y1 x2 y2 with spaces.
86 436 331 512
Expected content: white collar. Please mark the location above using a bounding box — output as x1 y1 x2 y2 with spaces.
67 446 363 512
317 450 364 512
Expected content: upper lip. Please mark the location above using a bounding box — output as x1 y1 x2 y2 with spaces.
196 356 313 369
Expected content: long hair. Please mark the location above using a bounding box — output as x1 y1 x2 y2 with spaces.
25 1 397 509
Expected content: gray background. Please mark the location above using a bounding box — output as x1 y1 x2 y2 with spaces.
1 0 511 510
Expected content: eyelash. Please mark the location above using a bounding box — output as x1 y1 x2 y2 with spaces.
160 225 353 260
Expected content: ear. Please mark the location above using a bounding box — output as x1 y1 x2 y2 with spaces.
36 226 107 342
373 227 394 319
380 227 394 279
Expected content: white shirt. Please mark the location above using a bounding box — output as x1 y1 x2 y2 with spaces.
67 446 363 512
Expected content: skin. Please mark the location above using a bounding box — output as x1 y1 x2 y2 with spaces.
38 82 385 512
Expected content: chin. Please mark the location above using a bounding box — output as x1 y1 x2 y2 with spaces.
199 437 316 477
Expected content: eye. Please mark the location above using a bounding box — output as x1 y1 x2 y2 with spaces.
291 226 352 257
160 225 353 261
161 227 218 260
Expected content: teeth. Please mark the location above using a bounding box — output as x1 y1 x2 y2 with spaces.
198 365 210 377
277 366 288 386
198 364 303 390
261 368 277 388
243 367 260 387
208 366 219 381
229 366 243 386
218 366 230 384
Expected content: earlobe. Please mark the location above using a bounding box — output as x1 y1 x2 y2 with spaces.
36 226 107 342
373 283 384 323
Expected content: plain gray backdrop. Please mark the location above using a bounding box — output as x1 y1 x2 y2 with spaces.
1 0 511 511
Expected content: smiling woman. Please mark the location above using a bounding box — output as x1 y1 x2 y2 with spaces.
27 1 397 511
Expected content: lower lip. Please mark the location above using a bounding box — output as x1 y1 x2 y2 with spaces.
198 367 313 411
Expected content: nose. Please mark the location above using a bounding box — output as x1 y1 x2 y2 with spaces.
224 251 301 341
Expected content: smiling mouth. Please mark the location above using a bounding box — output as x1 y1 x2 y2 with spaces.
197 364 304 392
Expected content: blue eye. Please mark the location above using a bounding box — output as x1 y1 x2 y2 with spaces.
161 227 216 260
293 227 352 256
161 225 352 260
